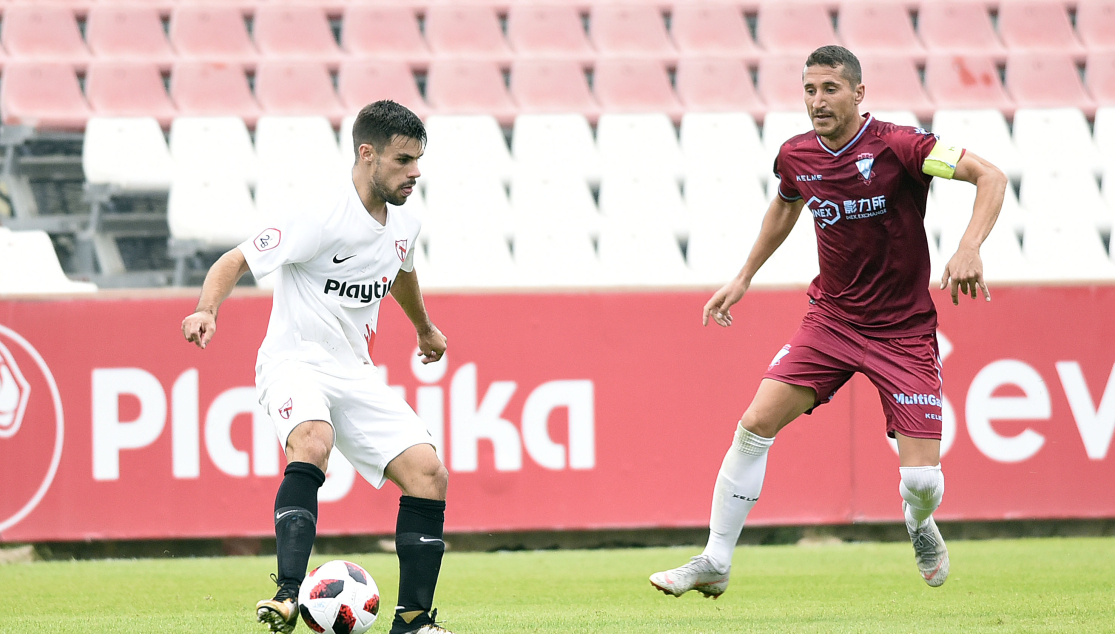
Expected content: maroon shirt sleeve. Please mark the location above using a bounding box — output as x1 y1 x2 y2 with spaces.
878 124 940 187
773 143 802 201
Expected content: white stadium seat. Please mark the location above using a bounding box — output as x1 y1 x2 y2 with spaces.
420 115 514 186
1021 218 1115 282
422 174 514 239
167 177 261 248
169 116 259 187
509 172 602 236
338 115 357 171
679 112 766 183
760 111 812 173
1095 107 1115 173
597 220 690 287
1013 108 1104 178
1019 169 1115 233
255 116 342 188
684 171 767 225
939 220 1032 284
423 230 518 289
83 117 173 190
0 228 96 294
511 114 602 186
597 173 689 238
931 109 1021 181
596 113 684 183
871 110 921 129
749 210 819 287
933 177 1028 237
513 222 604 288
686 215 758 286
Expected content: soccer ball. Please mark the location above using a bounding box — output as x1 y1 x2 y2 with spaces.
298 559 380 634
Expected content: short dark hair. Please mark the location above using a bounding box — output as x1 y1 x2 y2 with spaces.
804 45 862 87
351 100 426 156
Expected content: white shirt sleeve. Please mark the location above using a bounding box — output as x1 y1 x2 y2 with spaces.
239 212 324 279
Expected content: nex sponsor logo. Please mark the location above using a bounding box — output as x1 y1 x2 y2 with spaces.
323 277 394 303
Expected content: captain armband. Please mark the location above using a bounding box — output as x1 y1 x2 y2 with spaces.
922 142 964 179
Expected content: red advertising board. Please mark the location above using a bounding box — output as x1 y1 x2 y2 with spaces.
1 286 1113 542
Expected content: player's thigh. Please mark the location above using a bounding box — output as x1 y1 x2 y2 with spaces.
863 332 944 445
740 378 820 437
260 363 334 466
328 370 436 490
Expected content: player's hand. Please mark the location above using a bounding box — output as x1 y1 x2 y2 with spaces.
703 279 749 327
416 325 447 364
182 310 217 349
940 245 990 305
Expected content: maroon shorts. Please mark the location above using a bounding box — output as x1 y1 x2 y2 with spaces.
764 310 943 440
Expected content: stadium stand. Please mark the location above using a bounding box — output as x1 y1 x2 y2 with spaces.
340 5 430 67
513 222 604 288
684 171 767 224
593 58 685 122
419 115 515 186
923 54 1015 114
1096 107 1115 169
1077 0 1115 53
255 116 342 187
169 62 262 126
254 61 346 124
997 0 1086 60
1 5 90 67
0 228 97 294
1 63 92 131
167 5 259 68
836 2 925 61
166 177 260 285
857 57 935 121
509 59 602 122
424 60 519 126
1019 169 1115 233
679 112 767 183
252 4 344 67
505 4 595 65
510 172 603 235
748 212 820 286
1086 51 1115 105
670 3 762 63
597 173 689 238
424 5 514 66
511 114 603 185
596 113 684 183
917 1 1007 59
1012 108 1105 177
424 227 519 288
756 1 838 56
675 57 766 121
169 116 259 187
1005 53 1098 116
931 109 1022 180
85 5 176 70
686 215 759 285
588 3 677 63
337 59 431 122
760 111 813 172
758 54 813 112
84 62 178 128
596 221 690 286
1021 219 1115 281
82 117 174 191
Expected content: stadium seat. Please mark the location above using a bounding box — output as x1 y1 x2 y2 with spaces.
254 61 346 124
857 56 934 122
1013 108 1104 177
749 210 819 286
1021 218 1115 281
1 6 90 66
169 116 259 186
511 114 603 185
598 173 689 238
85 5 175 69
679 112 767 183
761 111 813 171
424 60 519 126
0 62 92 130
1006 53 1097 115
686 215 760 285
255 116 342 189
675 57 766 121
424 5 514 65
1086 51 1115 106
340 6 430 67
424 230 519 289
596 220 690 286
1096 107 1115 169
82 116 174 191
1077 0 1115 53
170 62 262 127
337 60 430 121
938 217 1032 283
997 1 1086 60
513 222 605 288
924 54 1015 114
509 59 601 122
757 54 809 112
934 174 1029 238
505 5 595 65
685 171 768 223
1104 164 1115 210
419 115 515 185
167 177 262 249
836 2 925 61
168 5 259 67
931 109 1021 180
596 113 685 183
510 172 603 234
255 171 343 218
422 174 515 237
756 2 838 56
589 3 677 62
917 1 1006 58
0 228 96 295
593 59 685 122
84 61 178 128
670 3 762 63
1019 169 1114 232
253 5 343 67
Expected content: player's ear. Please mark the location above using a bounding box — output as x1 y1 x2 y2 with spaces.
358 142 376 164
854 83 865 105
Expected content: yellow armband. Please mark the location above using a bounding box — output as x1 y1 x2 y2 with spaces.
922 142 963 179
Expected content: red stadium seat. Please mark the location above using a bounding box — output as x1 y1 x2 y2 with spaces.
757 54 808 112
756 2 837 56
675 57 766 121
924 54 1015 114
1086 51 1115 106
337 59 430 120
85 5 175 69
168 6 259 67
1006 52 1096 116
425 60 519 126
997 1 1086 60
670 3 762 63
589 4 677 62
253 5 343 67
254 61 346 124
858 56 934 121
341 6 430 68
506 5 595 65
1 6 90 66
916 1 1006 58
85 61 178 128
0 62 92 131
170 62 262 127
593 58 684 122
509 59 601 122
1077 0 1115 53
836 2 925 61
424 5 514 65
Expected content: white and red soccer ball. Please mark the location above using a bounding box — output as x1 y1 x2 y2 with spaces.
298 560 380 634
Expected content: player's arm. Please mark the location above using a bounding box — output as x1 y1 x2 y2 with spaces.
703 195 807 327
390 268 446 364
937 148 1007 305
181 247 251 349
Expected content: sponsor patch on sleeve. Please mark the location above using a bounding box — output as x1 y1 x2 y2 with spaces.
922 142 963 179
253 228 281 251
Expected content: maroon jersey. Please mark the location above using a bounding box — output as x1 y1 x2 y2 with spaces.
775 114 951 337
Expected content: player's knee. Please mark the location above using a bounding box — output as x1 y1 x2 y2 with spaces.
285 421 333 471
738 411 779 440
732 421 776 455
899 465 944 506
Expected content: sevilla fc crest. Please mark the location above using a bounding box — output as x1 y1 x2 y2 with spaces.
395 239 408 262
279 398 293 420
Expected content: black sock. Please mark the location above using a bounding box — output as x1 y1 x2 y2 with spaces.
390 496 446 633
274 461 326 590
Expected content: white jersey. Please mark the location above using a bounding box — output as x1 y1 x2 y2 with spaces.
240 177 420 383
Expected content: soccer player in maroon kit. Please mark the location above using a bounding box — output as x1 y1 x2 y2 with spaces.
651 45 1007 596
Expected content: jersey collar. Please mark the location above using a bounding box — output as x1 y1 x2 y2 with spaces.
816 113 874 158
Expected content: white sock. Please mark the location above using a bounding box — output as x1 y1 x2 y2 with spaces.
701 425 774 572
899 465 944 531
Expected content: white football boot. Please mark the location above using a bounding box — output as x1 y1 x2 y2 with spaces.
649 555 730 598
905 502 950 587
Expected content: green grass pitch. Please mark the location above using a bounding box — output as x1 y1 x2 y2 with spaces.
3 537 1114 633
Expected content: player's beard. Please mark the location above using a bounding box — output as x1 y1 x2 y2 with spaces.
371 167 410 207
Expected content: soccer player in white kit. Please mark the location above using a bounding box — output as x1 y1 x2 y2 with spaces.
182 101 454 634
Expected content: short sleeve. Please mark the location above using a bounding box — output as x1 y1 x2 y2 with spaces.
773 144 802 202
399 240 416 272
883 125 949 184
922 141 966 180
239 212 324 279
